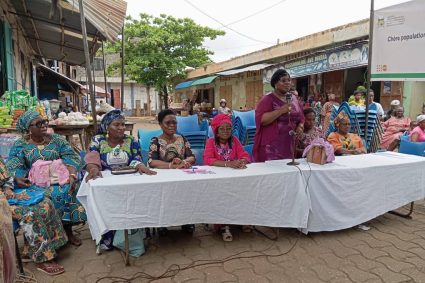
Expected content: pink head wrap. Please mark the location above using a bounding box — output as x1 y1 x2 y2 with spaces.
211 114 232 135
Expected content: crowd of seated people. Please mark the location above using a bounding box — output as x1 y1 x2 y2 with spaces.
3 70 425 278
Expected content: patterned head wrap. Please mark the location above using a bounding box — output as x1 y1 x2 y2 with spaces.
211 114 232 135
334 112 350 128
100 109 124 133
16 110 40 133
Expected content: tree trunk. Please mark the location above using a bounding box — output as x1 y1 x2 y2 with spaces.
146 86 152 116
163 85 169 109
158 91 163 110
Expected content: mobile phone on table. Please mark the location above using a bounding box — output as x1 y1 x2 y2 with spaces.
111 166 138 175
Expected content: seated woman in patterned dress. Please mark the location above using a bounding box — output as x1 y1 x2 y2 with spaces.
297 108 324 158
84 109 156 251
327 112 366 155
148 109 196 235
5 110 84 275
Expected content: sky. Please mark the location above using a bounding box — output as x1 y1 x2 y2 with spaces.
126 0 411 63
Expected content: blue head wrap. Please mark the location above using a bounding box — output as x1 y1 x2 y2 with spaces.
16 110 40 133
100 109 124 134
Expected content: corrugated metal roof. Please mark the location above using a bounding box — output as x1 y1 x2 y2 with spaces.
10 0 126 65
65 0 127 43
37 63 83 88
215 63 271 76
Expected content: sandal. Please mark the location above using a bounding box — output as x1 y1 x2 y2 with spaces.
221 226 233 242
242 225 253 233
36 262 65 276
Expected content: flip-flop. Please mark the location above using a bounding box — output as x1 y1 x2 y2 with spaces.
36 262 65 276
221 226 233 242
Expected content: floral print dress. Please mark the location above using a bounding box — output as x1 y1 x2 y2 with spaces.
88 134 143 170
148 135 194 164
1 157 67 263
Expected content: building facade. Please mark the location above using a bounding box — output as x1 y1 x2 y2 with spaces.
76 53 160 116
0 1 35 95
182 19 425 119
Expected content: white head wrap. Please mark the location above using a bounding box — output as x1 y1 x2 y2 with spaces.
390 100 400 106
417 114 425 123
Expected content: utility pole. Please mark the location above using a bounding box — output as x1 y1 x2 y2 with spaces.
78 0 97 125
364 0 375 151
102 41 108 104
120 26 125 111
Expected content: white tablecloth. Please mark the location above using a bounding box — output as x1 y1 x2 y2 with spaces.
77 152 425 241
77 163 310 243
267 152 425 232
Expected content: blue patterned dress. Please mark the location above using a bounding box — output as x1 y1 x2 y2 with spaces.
88 134 143 169
87 134 143 250
7 134 86 223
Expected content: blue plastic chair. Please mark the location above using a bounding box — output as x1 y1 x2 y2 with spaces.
138 129 162 151
243 144 253 161
399 139 425 156
181 131 207 149
191 148 204 166
233 110 255 128
176 115 200 133
208 126 214 138
141 150 149 166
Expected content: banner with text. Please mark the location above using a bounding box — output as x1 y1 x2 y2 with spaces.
371 0 425 81
263 42 368 84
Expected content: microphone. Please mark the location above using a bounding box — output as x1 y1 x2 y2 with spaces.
289 130 296 136
285 91 292 104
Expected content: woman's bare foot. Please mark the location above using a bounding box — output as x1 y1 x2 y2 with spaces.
64 224 82 246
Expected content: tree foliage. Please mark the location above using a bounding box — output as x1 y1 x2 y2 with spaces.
105 14 224 108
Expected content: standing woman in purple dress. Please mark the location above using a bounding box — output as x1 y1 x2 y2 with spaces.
253 69 305 162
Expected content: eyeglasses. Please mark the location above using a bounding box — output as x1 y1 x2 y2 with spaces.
218 127 232 132
340 122 351 126
164 120 177 126
30 119 49 128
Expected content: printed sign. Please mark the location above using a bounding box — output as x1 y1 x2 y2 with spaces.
371 0 425 81
263 42 368 83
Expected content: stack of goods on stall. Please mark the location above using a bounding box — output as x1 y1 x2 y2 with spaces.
0 90 38 128
53 111 90 126
0 106 12 128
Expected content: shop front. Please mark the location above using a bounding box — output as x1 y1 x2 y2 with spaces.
263 41 402 110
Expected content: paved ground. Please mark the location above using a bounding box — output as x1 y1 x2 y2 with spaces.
18 201 425 283
18 118 425 282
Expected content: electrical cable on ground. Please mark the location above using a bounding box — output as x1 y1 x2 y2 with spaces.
95 231 301 283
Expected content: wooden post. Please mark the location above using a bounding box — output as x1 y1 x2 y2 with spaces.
364 0 374 152
102 41 109 104
120 26 125 111
124 229 130 266
91 52 97 106
78 0 97 125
